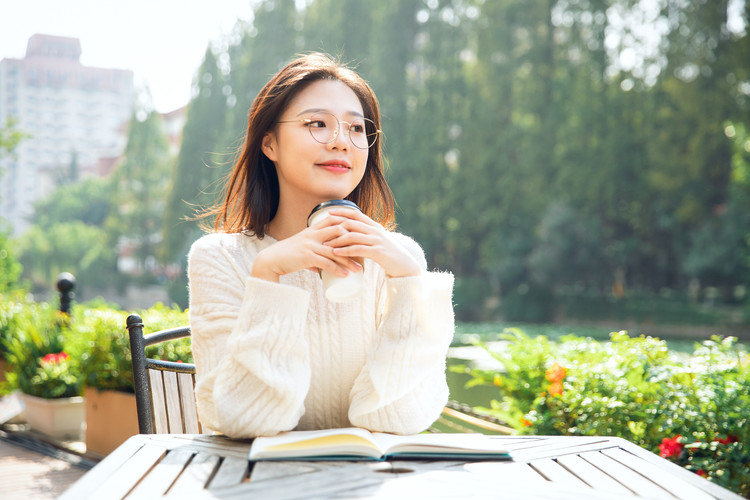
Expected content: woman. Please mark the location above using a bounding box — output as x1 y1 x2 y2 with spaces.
188 53 454 438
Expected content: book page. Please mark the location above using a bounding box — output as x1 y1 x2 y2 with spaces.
249 427 384 460
372 432 510 456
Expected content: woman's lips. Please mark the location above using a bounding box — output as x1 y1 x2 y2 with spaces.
317 160 351 173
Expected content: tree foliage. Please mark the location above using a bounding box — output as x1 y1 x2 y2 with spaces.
10 0 750 317
151 0 750 319
107 110 172 275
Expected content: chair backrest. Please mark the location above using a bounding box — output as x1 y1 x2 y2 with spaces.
126 314 202 434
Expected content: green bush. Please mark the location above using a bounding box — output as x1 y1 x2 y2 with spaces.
1 298 83 398
1 298 190 396
454 329 750 497
67 301 190 393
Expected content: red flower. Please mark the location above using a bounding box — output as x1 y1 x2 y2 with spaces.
545 362 567 383
696 469 708 478
40 351 69 365
717 435 739 444
659 435 684 459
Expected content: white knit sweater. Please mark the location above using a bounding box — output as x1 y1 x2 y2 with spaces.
187 231 455 438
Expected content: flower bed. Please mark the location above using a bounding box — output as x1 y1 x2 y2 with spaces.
0 295 191 447
453 329 750 497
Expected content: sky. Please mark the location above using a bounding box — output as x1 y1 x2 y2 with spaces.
2 0 745 113
0 0 256 113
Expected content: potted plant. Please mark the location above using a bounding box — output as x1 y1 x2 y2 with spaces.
3 301 85 440
68 302 190 455
63 303 135 456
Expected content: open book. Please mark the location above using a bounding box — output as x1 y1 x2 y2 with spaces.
249 427 511 461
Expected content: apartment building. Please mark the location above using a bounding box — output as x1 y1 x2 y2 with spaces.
0 34 134 235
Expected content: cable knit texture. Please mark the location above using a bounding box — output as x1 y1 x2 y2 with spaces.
188 231 454 438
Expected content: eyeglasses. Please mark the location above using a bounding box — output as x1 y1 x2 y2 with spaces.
278 111 381 149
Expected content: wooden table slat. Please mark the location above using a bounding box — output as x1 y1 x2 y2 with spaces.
579 450 676 500
529 457 591 487
58 435 147 500
249 460 341 482
208 456 250 489
144 433 252 458
601 448 717 500
126 447 195 499
607 438 747 500
166 451 221 497
89 443 167 500
222 463 387 500
555 453 635 494
59 434 743 500
463 460 549 485
509 437 619 461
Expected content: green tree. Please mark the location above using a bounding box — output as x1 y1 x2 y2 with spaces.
163 48 229 264
224 0 299 140
528 203 609 292
107 110 172 277
31 176 114 228
0 117 27 292
14 222 116 293
0 117 27 158
0 227 23 293
156 0 750 321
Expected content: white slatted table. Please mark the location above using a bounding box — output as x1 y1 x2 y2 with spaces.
59 433 743 499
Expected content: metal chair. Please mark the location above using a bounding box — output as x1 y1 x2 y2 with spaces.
126 314 202 434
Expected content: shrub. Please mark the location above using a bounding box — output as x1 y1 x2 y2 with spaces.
2 298 191 396
454 329 750 497
2 299 83 398
68 301 190 393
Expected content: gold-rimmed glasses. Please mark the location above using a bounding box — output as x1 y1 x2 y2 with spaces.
278 111 381 149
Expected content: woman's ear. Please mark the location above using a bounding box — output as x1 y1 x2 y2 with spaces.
261 132 278 162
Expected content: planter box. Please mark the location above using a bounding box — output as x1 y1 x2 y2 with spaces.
84 387 139 456
21 392 85 440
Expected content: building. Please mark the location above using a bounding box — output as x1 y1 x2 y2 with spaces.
161 105 186 157
0 34 134 235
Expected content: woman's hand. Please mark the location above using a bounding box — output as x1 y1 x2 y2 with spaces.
322 209 422 278
251 220 363 282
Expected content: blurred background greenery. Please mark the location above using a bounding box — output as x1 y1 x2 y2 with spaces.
1 0 750 333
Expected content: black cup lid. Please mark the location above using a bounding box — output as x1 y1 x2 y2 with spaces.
307 199 361 226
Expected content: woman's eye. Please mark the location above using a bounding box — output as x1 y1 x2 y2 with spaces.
309 120 327 128
351 124 365 134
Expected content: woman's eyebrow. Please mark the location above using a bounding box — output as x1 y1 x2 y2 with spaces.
295 108 365 118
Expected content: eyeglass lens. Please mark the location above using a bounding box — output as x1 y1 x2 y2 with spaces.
308 112 378 149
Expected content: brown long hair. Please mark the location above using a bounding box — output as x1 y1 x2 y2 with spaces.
206 53 395 237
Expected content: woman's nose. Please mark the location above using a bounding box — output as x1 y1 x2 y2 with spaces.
327 122 350 150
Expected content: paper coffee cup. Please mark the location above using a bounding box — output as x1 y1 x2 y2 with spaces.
307 200 364 302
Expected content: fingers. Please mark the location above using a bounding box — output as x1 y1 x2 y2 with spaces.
305 214 378 274
326 209 382 228
325 232 379 253
308 237 362 275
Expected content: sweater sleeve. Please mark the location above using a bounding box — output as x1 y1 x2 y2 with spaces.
188 234 311 438
348 234 455 434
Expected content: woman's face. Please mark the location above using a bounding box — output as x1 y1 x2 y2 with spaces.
262 79 369 209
